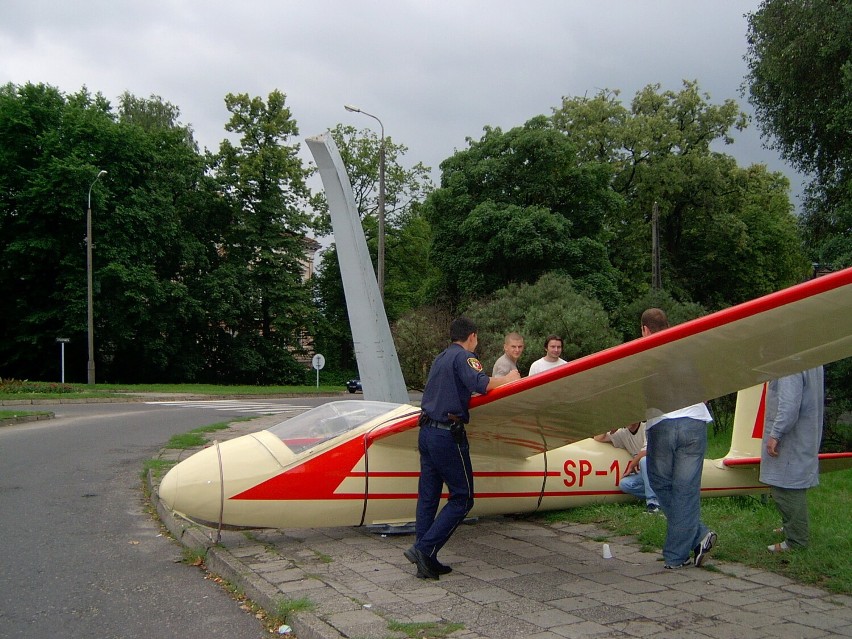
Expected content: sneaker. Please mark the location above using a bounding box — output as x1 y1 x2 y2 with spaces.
693 531 717 567
768 541 790 553
644 503 661 514
664 561 691 570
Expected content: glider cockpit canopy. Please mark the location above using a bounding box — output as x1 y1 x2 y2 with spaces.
268 400 404 453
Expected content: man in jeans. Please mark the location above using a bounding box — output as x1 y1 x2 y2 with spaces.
641 308 717 569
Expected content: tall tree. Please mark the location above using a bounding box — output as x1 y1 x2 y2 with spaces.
423 115 621 310
0 82 94 379
744 0 852 268
207 91 316 384
99 94 216 382
552 82 808 307
745 0 850 188
0 84 215 382
314 124 433 231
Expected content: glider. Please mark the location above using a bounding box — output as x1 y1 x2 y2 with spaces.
157 134 852 530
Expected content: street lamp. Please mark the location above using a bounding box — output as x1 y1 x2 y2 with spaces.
86 169 107 385
344 104 385 301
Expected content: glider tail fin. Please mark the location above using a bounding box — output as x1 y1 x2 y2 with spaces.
724 383 767 460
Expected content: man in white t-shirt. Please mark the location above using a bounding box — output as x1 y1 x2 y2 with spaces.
528 334 568 375
641 308 716 570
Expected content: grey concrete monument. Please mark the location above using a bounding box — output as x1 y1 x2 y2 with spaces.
306 133 409 405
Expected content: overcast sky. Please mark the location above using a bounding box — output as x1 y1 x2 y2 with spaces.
1 0 803 205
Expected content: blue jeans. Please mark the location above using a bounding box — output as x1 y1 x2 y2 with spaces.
619 456 659 506
415 424 474 560
646 417 709 566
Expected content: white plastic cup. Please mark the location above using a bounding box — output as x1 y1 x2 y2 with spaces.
602 543 613 559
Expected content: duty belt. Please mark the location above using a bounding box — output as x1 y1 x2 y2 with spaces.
418 414 453 430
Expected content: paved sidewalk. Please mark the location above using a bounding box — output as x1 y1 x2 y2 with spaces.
152 418 852 639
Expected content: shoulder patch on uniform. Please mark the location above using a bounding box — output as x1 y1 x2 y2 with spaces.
467 357 483 372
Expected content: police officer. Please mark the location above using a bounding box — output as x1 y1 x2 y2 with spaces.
404 317 520 579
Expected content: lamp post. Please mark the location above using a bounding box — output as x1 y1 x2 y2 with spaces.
86 169 107 385
344 104 385 301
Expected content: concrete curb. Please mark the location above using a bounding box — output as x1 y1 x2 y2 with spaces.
1 392 349 407
150 470 342 639
0 412 54 426
0 397 142 406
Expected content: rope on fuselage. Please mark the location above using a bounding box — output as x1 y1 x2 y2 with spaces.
215 440 224 545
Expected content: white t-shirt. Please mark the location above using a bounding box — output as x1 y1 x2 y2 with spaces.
608 423 646 456
528 357 567 376
645 403 712 429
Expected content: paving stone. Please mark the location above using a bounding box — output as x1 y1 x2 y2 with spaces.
794 610 852 633
517 607 584 628
549 595 606 613
611 618 672 638
463 586 518 605
574 603 642 624
768 622 835 639
550 619 615 637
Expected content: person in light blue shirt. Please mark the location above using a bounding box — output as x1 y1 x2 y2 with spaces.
760 367 824 552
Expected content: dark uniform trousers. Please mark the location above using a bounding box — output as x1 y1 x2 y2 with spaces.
414 417 475 559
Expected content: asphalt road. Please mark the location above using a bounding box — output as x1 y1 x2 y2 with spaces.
0 398 326 638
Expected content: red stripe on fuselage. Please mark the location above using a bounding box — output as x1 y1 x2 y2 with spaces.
724 452 852 466
229 436 796 502
231 437 366 501
358 486 768 500
230 450 556 502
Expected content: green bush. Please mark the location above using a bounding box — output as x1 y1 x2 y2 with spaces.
0 379 79 394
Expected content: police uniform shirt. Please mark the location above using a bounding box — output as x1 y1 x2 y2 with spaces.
421 343 489 424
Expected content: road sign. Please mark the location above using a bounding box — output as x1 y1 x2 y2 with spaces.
56 338 70 382
311 353 325 389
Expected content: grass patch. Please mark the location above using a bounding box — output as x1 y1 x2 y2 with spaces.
163 421 235 449
142 458 176 482
181 547 207 566
98 383 344 395
542 468 852 594
273 597 315 622
387 620 465 638
0 380 346 400
0 409 51 419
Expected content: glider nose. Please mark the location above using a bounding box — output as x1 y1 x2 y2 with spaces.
158 445 224 523
157 463 180 511
156 431 291 527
